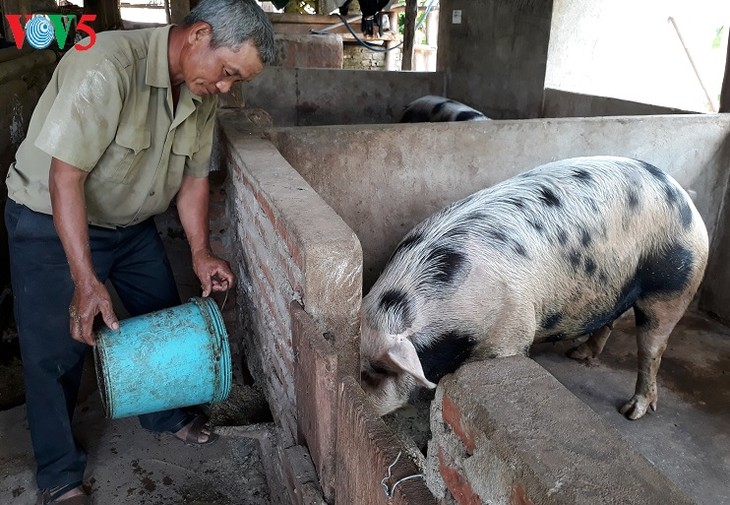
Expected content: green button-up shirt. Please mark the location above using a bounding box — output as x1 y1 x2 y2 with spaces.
6 26 217 228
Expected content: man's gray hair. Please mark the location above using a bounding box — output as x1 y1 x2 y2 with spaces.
184 0 276 63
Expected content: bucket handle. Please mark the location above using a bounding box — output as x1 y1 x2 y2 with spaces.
219 288 230 311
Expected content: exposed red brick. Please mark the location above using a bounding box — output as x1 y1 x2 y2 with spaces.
259 261 276 292
437 449 482 505
275 220 303 268
254 214 274 251
279 249 303 296
442 395 476 454
510 484 534 505
254 189 277 226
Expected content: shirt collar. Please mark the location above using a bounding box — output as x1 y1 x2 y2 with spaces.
145 25 202 103
145 25 173 89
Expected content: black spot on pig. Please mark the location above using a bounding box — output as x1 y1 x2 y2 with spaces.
556 228 568 246
528 220 544 233
580 243 694 335
588 199 599 213
484 231 529 259
423 246 468 285
679 202 693 228
379 289 414 331
664 185 678 206
400 108 431 123
505 197 525 209
633 307 658 331
489 230 508 244
572 168 593 183
431 100 450 115
584 257 597 276
639 160 667 181
416 330 476 383
456 110 484 121
581 229 592 247
568 249 581 269
538 186 561 207
513 242 528 258
636 243 694 294
664 185 693 229
627 190 639 210
391 233 423 258
541 311 563 329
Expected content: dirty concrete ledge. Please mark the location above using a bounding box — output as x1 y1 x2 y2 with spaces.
425 356 696 505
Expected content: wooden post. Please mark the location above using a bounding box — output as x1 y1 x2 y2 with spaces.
401 0 416 70
170 0 191 25
720 39 730 113
385 10 400 71
163 0 172 24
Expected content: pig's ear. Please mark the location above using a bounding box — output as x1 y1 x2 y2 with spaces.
386 336 437 389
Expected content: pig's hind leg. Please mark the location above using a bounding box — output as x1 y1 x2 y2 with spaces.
567 324 613 361
619 296 692 420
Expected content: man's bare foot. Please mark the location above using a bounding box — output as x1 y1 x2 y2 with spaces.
43 485 88 504
172 413 218 446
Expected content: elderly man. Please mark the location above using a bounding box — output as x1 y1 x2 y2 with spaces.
4 0 275 503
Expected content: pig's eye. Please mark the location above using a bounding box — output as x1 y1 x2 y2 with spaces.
360 361 397 389
360 370 381 388
370 361 396 376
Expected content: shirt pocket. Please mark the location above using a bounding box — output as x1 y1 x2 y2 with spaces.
171 132 197 159
92 123 151 183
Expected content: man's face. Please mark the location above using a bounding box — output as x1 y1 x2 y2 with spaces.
182 33 264 96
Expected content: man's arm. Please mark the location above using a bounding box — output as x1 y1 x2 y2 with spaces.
177 174 236 297
49 157 119 345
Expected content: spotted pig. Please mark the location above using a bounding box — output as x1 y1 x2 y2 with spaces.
360 156 709 419
400 95 489 123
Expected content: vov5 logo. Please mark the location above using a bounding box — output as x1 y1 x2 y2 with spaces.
4 14 97 51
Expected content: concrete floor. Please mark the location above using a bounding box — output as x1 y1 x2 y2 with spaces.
0 391 280 504
532 309 730 505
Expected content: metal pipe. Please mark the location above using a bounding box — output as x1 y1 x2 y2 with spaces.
668 16 717 111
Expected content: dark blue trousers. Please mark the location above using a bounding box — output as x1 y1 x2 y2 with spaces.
4 200 190 492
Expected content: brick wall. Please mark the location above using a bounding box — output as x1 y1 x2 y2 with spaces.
219 110 362 502
343 43 387 70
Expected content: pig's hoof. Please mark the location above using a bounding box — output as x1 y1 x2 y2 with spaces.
619 395 655 420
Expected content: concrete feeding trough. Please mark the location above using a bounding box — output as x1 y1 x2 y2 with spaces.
217 110 730 505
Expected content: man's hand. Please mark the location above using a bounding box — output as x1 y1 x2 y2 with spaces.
192 248 236 297
68 278 119 346
177 175 236 298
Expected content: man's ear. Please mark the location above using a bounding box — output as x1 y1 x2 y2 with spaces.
188 21 212 44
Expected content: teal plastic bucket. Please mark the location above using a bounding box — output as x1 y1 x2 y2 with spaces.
94 297 231 419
